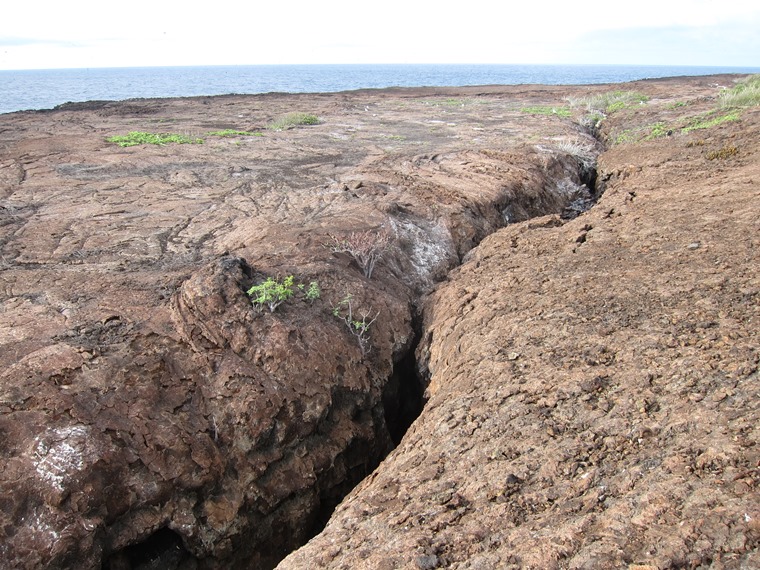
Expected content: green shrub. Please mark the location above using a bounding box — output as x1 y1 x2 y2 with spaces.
247 275 295 312
267 113 320 131
106 131 203 147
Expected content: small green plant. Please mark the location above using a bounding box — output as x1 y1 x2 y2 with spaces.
304 281 321 302
668 101 688 109
267 113 320 131
106 131 203 147
681 111 740 134
332 294 378 356
247 275 295 313
614 129 637 144
521 105 572 117
644 122 670 140
207 129 263 137
719 75 760 108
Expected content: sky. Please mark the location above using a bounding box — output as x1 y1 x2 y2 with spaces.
1 0 759 70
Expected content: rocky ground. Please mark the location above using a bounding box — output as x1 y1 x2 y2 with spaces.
0 76 757 569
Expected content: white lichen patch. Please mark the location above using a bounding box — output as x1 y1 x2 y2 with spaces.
390 217 457 286
32 425 91 492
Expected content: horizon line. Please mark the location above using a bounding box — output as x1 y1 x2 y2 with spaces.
3 62 760 73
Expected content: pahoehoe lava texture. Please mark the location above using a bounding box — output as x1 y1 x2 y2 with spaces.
1 76 758 569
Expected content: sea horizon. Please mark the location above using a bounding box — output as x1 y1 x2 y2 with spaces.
2 63 759 115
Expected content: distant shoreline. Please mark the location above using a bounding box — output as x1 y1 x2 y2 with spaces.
3 63 759 115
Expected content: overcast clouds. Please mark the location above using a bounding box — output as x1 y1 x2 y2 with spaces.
1 0 759 69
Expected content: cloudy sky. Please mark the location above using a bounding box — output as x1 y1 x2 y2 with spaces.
1 0 759 70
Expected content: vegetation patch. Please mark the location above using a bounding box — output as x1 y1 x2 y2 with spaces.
106 131 203 147
207 129 263 137
246 276 322 312
569 90 649 115
614 109 740 145
644 122 670 140
614 129 637 145
521 105 572 117
612 122 669 145
706 145 738 160
719 74 760 108
568 90 649 134
553 139 597 172
268 113 320 131
681 111 740 134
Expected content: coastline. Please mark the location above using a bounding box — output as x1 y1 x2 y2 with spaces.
3 63 760 115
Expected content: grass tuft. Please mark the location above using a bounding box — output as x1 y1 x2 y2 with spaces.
568 91 649 115
267 113 320 131
553 139 597 173
706 145 738 160
719 75 760 108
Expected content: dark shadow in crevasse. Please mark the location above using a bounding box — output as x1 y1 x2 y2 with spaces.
103 527 197 570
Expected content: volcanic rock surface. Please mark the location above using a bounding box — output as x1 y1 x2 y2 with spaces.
0 76 757 569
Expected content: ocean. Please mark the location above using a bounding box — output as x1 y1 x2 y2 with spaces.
2 63 759 115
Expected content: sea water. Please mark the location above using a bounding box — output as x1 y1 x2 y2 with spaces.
2 63 759 115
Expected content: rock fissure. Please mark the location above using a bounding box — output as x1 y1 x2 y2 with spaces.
96 144 594 569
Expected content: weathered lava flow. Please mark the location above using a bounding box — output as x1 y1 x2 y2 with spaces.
1 84 605 570
102 147 599 570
